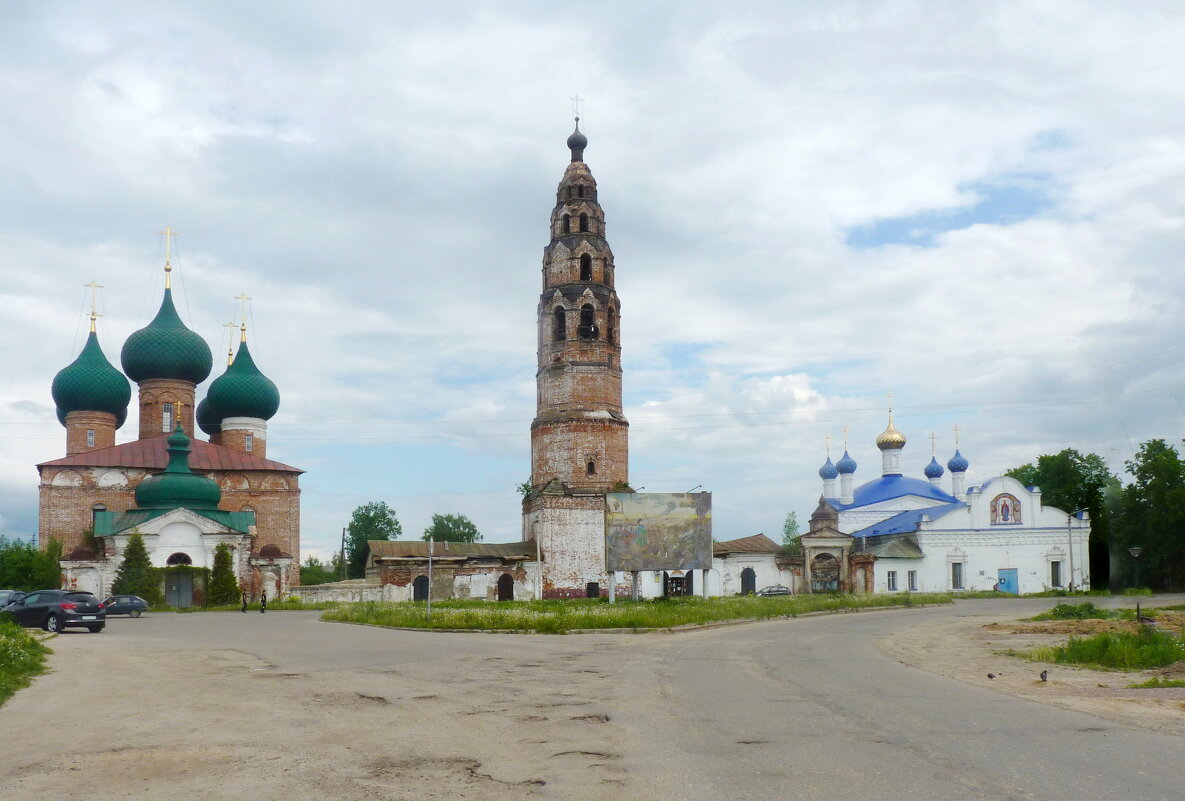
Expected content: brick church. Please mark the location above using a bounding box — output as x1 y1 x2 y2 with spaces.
38 252 302 606
522 119 630 598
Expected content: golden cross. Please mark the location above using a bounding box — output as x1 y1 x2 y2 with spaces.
842 425 849 450
952 423 961 449
824 432 831 457
929 432 938 456
161 225 176 287
886 390 895 414
83 281 103 331
570 95 584 119
223 321 238 365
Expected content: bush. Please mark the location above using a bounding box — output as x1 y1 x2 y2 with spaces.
0 620 50 707
1029 627 1185 670
1031 602 1111 621
206 543 241 606
0 536 63 591
1127 677 1185 688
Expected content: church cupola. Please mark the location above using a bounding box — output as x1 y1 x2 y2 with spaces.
875 396 906 476
203 323 280 458
52 308 131 454
133 421 222 511
947 426 969 500
120 230 213 440
567 117 588 162
836 433 857 504
924 432 945 485
818 435 838 498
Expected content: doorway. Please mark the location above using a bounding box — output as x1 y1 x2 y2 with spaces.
997 568 1019 595
413 575 429 601
497 573 514 601
166 571 193 608
740 567 757 595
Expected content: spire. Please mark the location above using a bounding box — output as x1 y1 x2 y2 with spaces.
133 417 222 510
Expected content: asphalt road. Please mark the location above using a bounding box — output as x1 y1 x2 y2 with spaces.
21 598 1185 800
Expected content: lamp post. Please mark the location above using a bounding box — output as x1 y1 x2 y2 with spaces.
1128 546 1143 590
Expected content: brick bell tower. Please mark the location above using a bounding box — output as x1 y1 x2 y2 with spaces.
523 118 629 598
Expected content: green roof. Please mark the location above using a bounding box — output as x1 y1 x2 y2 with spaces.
205 339 280 422
132 424 222 510
196 396 221 436
95 508 255 536
120 288 213 384
51 330 131 427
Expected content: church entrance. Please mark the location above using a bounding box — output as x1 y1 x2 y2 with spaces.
497 573 514 601
811 553 840 592
413 575 429 601
166 570 193 608
663 571 688 597
740 567 756 595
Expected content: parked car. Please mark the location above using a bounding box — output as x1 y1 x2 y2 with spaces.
3 590 105 633
756 585 791 597
0 589 27 608
102 594 148 617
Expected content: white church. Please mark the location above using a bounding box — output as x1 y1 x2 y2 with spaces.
805 413 1091 595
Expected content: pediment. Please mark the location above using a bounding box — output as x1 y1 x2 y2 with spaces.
118 508 236 536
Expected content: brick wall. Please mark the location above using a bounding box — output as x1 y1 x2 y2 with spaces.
65 410 116 455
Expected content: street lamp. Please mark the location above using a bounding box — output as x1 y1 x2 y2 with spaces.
1128 546 1143 590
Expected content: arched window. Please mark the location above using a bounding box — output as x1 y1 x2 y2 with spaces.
561 214 570 234
579 253 592 281
577 185 585 198
245 432 254 452
166 552 193 566
91 503 106 529
578 304 597 339
607 308 617 345
552 307 566 341
586 460 596 476
162 402 174 433
579 213 589 233
86 429 95 448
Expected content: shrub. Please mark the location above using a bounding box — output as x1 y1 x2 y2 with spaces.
112 531 163 606
206 543 241 606
1029 627 1185 670
1031 602 1111 621
0 620 50 706
1127 677 1185 688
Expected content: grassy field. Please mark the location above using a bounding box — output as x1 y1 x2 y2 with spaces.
320 592 954 634
0 620 50 707
1029 626 1185 670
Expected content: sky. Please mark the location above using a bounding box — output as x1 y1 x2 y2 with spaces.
3 1 1185 561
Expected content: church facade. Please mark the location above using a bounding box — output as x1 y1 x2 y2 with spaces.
806 414 1091 595
38 253 301 605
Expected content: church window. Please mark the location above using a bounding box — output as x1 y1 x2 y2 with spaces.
580 253 592 281
586 581 599 598
561 214 570 234
92 503 106 530
607 307 617 344
886 570 898 591
578 304 597 339
586 460 596 476
552 307 566 340
578 213 589 233
162 402 174 433
908 570 918 591
1050 560 1062 588
86 429 95 448
577 185 585 198
167 552 193 566
951 562 965 590
245 433 254 452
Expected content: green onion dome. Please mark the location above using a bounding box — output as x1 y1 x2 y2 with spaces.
195 396 221 437
120 288 213 384
51 330 131 428
134 423 222 510
205 339 280 421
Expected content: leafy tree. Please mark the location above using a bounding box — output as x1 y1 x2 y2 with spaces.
0 536 62 591
206 543 241 606
421 513 482 543
300 555 339 586
346 502 402 579
1006 448 1113 588
781 511 801 549
112 531 163 605
1111 439 1185 590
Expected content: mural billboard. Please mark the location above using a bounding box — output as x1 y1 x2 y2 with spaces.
605 492 712 572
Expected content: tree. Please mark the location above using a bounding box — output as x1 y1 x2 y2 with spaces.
207 543 241 606
421 513 481 543
1111 439 1185 590
112 531 163 605
300 555 339 586
1006 448 1113 588
346 501 402 579
0 536 62 591
782 511 800 546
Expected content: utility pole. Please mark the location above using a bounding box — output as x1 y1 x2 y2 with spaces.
427 536 434 619
340 527 347 580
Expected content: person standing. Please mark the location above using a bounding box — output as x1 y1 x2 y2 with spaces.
260 590 267 613
241 594 248 613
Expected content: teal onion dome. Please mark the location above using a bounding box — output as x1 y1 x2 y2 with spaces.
134 423 221 510
196 396 221 437
205 339 280 421
120 288 212 384
51 330 131 428
947 449 969 473
818 457 838 480
924 456 945 479
836 450 858 474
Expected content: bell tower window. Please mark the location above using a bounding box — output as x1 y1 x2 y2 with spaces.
580 254 592 281
162 402 174 433
552 307 566 340
578 304 597 339
86 429 95 448
561 214 571 234
579 213 589 233
607 308 617 345
245 433 254 452
586 460 596 476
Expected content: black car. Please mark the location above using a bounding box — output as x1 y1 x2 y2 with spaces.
4 589 105 633
102 594 149 617
0 589 27 608
756 585 791 597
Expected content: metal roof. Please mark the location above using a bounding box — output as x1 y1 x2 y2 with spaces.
368 540 537 560
38 433 303 473
713 533 781 555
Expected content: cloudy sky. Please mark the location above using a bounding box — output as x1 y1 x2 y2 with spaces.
3 1 1184 559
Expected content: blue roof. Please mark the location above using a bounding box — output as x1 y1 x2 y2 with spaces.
818 457 839 480
836 450 857 474
849 502 967 538
829 474 958 510
924 456 944 479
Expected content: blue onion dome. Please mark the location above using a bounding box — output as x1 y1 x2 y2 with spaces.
51 329 131 428
836 450 858 474
134 423 222 510
924 456 945 479
121 288 213 384
947 449 969 473
196 396 221 437
205 339 280 421
567 117 588 161
818 457 839 480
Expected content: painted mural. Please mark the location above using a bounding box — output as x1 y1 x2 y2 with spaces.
990 493 1021 525
605 492 712 571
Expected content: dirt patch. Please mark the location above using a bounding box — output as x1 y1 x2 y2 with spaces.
879 608 1185 736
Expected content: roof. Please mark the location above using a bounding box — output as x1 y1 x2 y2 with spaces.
95 507 255 536
862 535 926 559
368 540 537 560
828 474 957 510
713 534 781 556
38 433 303 473
848 503 967 539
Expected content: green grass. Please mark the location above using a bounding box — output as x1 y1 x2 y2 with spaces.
1127 676 1185 688
320 592 954 634
1123 587 1153 596
155 599 344 613
1030 602 1113 621
1028 627 1185 671
0 620 51 707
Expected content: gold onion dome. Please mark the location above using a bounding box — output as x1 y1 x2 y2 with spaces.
876 416 907 451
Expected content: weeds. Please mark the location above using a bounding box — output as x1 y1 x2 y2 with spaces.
1030 602 1112 621
0 620 50 706
1127 676 1185 688
1028 627 1185 670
